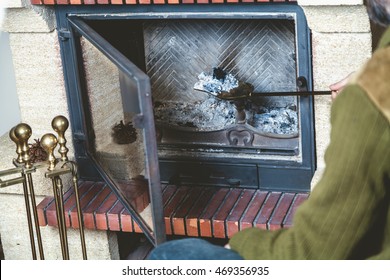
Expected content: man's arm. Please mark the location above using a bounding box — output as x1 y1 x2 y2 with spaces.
229 85 390 259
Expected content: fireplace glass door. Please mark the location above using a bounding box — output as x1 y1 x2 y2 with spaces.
68 17 166 245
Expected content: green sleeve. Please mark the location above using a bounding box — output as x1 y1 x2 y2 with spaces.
378 27 390 49
229 85 390 259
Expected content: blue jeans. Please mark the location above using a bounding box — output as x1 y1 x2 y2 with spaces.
148 238 244 260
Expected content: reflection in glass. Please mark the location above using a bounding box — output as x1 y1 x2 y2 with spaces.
80 37 154 231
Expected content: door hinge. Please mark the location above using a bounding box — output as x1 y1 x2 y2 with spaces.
58 28 71 41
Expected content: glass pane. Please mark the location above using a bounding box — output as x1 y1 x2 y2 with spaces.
72 17 165 245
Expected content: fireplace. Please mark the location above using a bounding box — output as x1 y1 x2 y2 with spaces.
57 3 315 186
55 3 315 245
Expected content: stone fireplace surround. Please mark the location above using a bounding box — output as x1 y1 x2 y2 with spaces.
0 0 371 259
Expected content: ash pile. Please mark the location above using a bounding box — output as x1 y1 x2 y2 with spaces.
153 67 298 135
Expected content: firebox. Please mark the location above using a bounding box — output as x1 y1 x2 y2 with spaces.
55 3 315 245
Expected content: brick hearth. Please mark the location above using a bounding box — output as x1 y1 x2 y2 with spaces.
37 181 308 239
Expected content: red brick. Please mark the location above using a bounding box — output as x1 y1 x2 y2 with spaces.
82 185 111 230
226 189 255 237
153 0 166 3
171 187 201 236
167 0 179 3
226 0 239 2
30 0 43 4
283 193 309 228
70 0 82 4
116 179 150 213
212 189 242 238
43 0 56 4
164 186 190 235
107 200 124 231
138 0 151 4
97 0 110 4
83 0 96 4
199 188 229 237
240 191 268 230
211 0 224 3
133 220 143 233
185 187 217 237
111 0 124 4
163 185 177 206
56 0 69 4
125 0 137 4
95 193 119 230
254 192 282 229
62 182 94 227
46 182 87 227
256 0 271 2
196 0 209 3
182 0 195 3
268 193 295 230
71 182 105 229
37 197 55 226
120 209 134 232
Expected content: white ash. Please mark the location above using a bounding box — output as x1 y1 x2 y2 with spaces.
154 99 298 135
249 107 298 135
193 71 239 95
154 98 236 131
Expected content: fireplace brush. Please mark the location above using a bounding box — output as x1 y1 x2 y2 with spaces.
0 116 87 260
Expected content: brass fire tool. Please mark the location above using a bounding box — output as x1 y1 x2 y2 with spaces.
0 116 87 260
7 124 45 260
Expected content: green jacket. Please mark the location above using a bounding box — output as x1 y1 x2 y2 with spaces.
229 27 390 260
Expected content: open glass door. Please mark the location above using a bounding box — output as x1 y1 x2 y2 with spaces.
67 16 166 246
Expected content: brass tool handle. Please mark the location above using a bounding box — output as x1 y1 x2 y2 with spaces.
12 123 33 168
8 123 45 259
9 127 23 164
40 133 58 171
52 115 69 161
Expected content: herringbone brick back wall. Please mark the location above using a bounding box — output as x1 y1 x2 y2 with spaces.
145 20 297 104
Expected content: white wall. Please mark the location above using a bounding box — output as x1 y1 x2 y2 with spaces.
0 5 21 137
